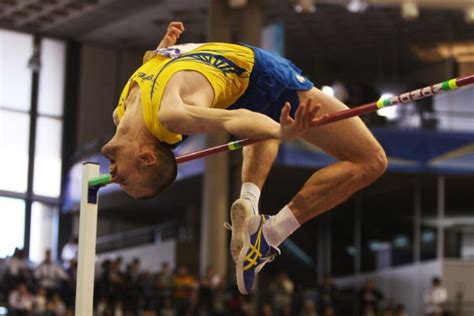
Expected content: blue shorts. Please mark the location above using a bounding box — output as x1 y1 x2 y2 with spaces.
229 44 314 121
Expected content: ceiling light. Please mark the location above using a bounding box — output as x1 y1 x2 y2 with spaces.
347 0 368 13
294 0 316 14
377 93 399 120
465 6 474 23
321 85 334 96
401 0 419 20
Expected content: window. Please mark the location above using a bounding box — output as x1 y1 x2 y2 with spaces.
0 197 25 257
33 38 65 198
38 39 65 117
30 202 58 263
33 117 63 197
0 29 32 111
0 106 30 193
0 29 65 261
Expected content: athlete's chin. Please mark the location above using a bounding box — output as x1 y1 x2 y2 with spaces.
122 186 153 200
121 186 137 199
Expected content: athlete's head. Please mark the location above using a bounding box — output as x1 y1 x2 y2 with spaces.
101 137 177 199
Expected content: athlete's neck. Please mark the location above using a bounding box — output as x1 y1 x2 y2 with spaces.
115 92 154 146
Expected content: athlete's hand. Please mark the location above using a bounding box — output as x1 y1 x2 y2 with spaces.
279 98 328 141
157 21 185 49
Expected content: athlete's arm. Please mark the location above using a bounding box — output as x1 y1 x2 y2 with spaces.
143 22 185 64
159 92 327 141
156 21 184 49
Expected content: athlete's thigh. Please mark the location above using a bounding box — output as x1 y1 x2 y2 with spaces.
298 87 382 162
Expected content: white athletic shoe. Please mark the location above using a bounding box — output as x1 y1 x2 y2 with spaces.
225 198 254 263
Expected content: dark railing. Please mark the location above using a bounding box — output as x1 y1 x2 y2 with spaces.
96 221 177 253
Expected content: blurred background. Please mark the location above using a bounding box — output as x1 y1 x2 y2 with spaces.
1 0 474 315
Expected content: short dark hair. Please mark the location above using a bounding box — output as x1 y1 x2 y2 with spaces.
138 142 177 199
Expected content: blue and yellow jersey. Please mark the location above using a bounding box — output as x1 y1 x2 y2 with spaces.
116 43 255 145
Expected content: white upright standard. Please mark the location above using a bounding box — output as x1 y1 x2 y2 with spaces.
75 162 100 316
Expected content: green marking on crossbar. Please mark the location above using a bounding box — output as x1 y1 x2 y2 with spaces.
228 141 242 150
88 174 111 187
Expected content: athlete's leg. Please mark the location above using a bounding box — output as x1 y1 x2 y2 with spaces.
241 139 280 211
263 87 387 247
234 88 387 294
229 139 280 262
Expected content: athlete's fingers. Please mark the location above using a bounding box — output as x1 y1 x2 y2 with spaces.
168 26 183 38
305 98 316 129
308 103 320 123
294 104 303 129
168 21 184 32
280 102 292 125
299 103 309 129
303 103 310 129
311 113 329 126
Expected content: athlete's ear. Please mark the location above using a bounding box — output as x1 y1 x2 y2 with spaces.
138 149 157 166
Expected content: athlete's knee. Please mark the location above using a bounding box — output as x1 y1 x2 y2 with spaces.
358 145 387 183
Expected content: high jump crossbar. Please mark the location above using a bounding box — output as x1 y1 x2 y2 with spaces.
75 74 473 315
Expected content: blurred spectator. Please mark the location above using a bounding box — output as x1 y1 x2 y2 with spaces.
359 278 384 316
123 259 140 314
395 304 408 316
4 248 31 292
228 288 246 314
262 302 274 316
199 266 223 312
33 287 48 314
173 265 195 310
3 253 416 315
5 249 29 276
62 258 77 308
160 297 176 316
113 301 124 316
114 256 124 273
8 283 33 316
317 274 337 313
424 277 447 316
50 293 67 315
299 299 317 316
269 271 294 315
157 261 174 295
106 257 125 303
128 258 141 283
60 236 78 269
322 306 334 316
96 297 109 316
34 249 69 295
137 271 155 313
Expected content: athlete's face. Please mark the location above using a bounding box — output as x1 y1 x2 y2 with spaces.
101 139 155 199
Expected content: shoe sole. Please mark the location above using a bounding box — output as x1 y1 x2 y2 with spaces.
236 216 252 295
230 199 253 263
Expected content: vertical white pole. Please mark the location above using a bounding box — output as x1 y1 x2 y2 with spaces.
75 162 100 316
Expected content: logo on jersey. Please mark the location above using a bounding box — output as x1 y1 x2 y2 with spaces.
178 52 247 76
296 74 306 83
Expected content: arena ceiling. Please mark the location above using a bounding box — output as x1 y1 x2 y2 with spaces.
1 0 474 79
